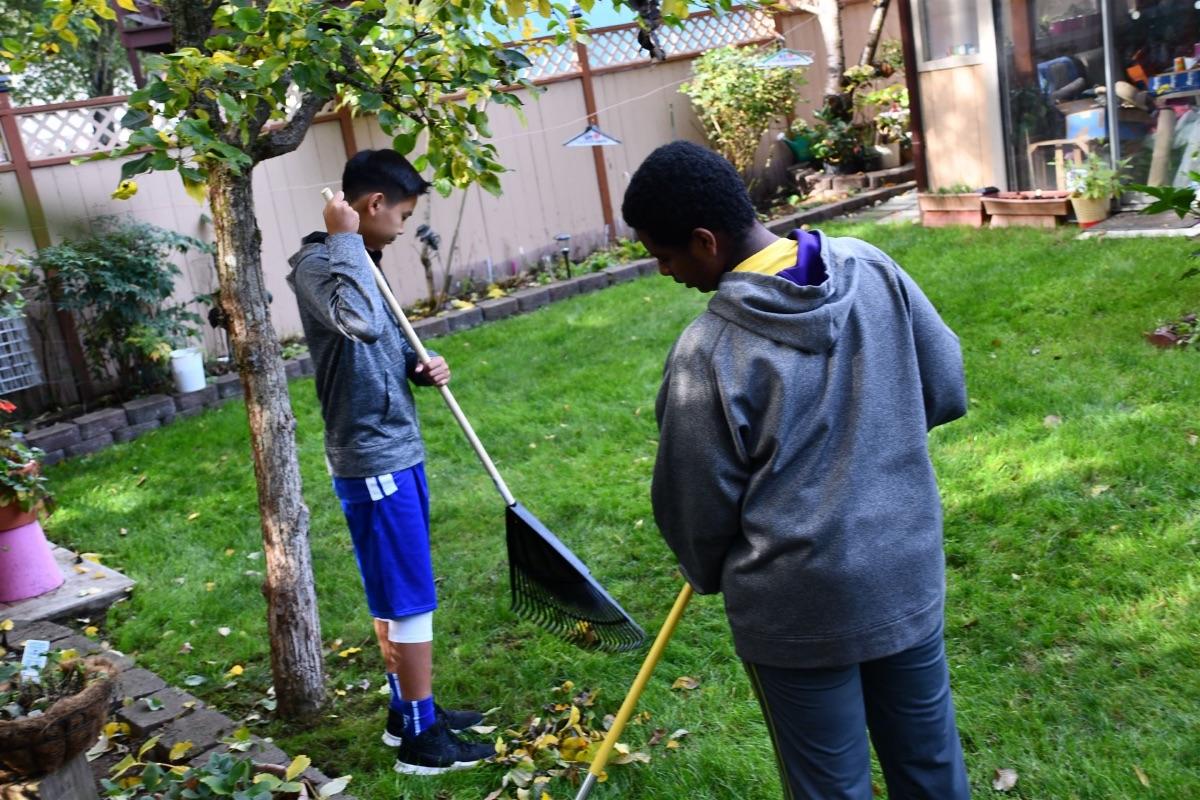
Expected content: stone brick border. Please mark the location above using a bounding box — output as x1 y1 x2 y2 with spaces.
6 619 343 794
24 261 655 467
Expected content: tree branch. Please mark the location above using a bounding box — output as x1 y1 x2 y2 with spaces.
253 91 329 162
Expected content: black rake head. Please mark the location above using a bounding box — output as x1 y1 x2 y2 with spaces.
505 503 646 653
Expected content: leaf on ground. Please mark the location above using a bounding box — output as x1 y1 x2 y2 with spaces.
670 676 700 691
84 625 99 636
1043 414 1062 428
285 755 311 781
337 647 361 658
119 527 128 536
186 512 200 521
144 696 164 711
0 619 11 631
77 588 101 597
74 565 91 574
205 582 215 592
1187 432 1197 447
317 775 352 798
168 741 193 760
1133 765 1150 787
992 768 1018 791
135 475 148 486
184 675 207 687
646 728 666 747
218 627 231 637
179 641 193 654
224 548 235 557
225 664 244 678
1090 484 1111 497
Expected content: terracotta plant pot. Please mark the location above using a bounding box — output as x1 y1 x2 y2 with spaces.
0 657 117 778
0 462 40 533
918 193 985 228
983 191 1071 228
1071 195 1112 228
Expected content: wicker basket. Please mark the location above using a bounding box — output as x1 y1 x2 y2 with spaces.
0 657 116 778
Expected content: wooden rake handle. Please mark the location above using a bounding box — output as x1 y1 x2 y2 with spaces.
574 582 694 800
320 186 515 506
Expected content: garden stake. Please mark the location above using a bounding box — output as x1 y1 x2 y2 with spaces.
320 187 646 652
575 582 693 800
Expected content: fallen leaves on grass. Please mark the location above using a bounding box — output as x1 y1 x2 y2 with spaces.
670 676 700 691
485 680 660 799
1133 765 1150 787
992 767 1018 791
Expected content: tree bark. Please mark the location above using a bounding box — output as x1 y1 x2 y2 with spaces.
816 0 847 116
858 0 891 68
208 167 326 720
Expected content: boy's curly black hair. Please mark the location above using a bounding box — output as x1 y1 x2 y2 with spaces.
343 149 431 205
621 140 756 247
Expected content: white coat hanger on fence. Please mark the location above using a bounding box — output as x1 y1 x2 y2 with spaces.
756 48 814 69
563 123 621 147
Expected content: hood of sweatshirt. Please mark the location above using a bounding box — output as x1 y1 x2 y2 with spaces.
707 231 858 354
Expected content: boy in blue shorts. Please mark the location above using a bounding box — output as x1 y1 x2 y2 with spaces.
287 149 494 775
623 141 971 799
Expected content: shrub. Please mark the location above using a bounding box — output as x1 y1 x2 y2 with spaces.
30 219 210 396
681 46 806 177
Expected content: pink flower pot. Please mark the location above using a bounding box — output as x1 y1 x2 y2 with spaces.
0 519 64 603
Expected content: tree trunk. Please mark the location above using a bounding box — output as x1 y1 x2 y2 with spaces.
858 0 891 68
209 167 326 721
817 0 845 107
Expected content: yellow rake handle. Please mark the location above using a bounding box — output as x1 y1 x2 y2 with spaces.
574 582 694 800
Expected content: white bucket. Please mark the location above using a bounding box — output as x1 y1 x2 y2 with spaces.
170 347 206 393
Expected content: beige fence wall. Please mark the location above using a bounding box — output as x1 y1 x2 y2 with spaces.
0 1 896 410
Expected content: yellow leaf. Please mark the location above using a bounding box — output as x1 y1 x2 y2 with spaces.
84 625 99 636
337 647 361 658
567 704 581 730
450 298 475 310
666 739 679 749
486 285 507 299
103 722 131 739
225 664 244 678
59 28 79 47
111 179 138 200
115 0 138 10
205 582 215 592
59 648 79 661
1133 766 1150 787
670 676 700 691
80 552 102 564
138 735 161 759
211 51 237 65
285 755 311 782
225 548 235 556
182 177 207 205
168 741 193 760
187 512 200 521
0 619 11 632
51 13 70 30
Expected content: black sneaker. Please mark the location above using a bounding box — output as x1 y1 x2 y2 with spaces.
392 720 496 776
382 705 486 747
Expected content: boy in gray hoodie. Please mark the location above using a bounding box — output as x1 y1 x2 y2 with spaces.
287 150 493 776
622 141 970 799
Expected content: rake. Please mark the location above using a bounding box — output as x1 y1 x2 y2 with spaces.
319 187 645 652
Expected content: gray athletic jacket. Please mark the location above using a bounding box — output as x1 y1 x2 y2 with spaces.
287 231 424 478
652 232 967 668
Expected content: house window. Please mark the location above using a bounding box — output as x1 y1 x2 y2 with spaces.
920 0 980 62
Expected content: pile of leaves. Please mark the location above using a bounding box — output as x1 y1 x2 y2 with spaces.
484 680 689 800
0 647 106 721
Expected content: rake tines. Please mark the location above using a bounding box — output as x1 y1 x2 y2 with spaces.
506 503 646 652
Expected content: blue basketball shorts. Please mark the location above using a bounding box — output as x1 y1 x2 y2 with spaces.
331 463 438 620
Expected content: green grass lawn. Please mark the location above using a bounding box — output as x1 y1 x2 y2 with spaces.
44 225 1200 799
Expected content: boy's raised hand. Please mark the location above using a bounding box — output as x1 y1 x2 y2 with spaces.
412 355 451 387
323 190 359 235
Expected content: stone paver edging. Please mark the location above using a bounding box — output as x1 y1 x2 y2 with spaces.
6 619 343 794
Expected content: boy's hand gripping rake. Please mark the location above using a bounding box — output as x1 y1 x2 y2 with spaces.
575 582 693 800
320 187 645 652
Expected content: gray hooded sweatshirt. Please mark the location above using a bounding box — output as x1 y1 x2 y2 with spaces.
287 231 424 478
652 231 967 669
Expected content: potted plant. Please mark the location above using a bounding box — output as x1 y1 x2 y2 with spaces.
809 113 868 175
982 189 1073 228
1068 154 1129 228
0 399 61 603
918 184 986 228
860 84 910 169
0 647 117 778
